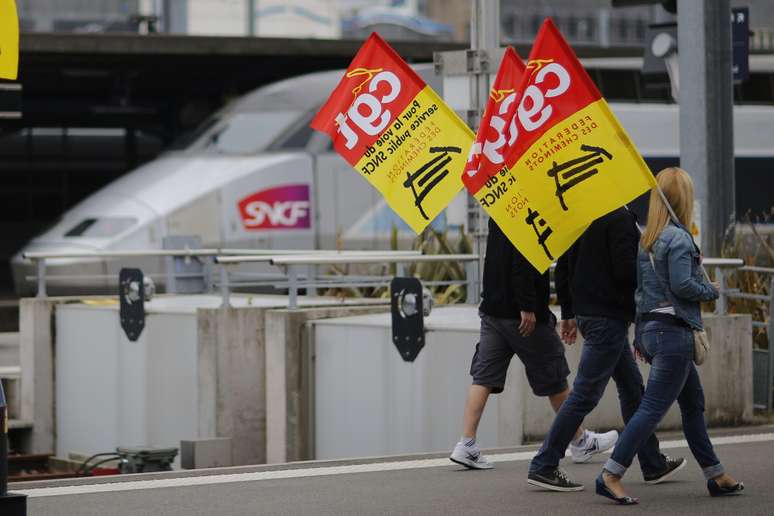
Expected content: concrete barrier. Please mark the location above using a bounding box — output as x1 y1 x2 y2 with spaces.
19 297 753 464
19 298 57 454
20 294 388 464
521 313 754 440
264 305 394 464
309 307 754 459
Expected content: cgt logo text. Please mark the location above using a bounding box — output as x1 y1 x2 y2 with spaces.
238 184 311 230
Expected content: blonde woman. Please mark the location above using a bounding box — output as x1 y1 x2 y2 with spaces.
596 168 743 505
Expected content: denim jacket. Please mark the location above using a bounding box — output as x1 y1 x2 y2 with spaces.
635 222 718 330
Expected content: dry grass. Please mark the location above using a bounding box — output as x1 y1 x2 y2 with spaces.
321 226 473 304
720 209 774 350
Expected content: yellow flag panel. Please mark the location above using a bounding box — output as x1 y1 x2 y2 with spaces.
0 0 19 80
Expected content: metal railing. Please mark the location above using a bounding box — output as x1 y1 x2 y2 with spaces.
17 249 772 410
21 249 421 299
215 253 480 309
714 263 774 410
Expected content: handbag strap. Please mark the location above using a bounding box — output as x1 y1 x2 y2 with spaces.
654 186 712 283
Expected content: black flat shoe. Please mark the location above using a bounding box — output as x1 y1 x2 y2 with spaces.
707 478 744 497
595 474 639 505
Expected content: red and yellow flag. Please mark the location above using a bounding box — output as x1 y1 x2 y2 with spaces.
311 33 473 233
463 46 525 182
462 48 548 269
0 0 19 80
462 46 576 271
489 19 656 271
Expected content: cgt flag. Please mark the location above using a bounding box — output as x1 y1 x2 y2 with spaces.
0 0 19 80
311 32 473 234
495 19 656 271
462 46 579 272
463 46 525 180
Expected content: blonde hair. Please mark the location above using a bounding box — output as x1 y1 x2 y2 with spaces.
641 167 694 251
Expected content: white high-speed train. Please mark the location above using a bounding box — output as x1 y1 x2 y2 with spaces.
12 57 774 295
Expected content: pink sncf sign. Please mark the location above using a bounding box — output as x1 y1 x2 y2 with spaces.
238 184 311 230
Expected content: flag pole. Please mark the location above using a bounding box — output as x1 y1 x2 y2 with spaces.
653 184 713 282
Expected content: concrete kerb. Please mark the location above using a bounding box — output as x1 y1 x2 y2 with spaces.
10 423 774 492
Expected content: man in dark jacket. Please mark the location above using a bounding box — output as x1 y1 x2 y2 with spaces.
527 207 684 491
449 218 617 470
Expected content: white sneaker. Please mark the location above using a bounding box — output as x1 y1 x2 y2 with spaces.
449 439 494 470
569 429 619 464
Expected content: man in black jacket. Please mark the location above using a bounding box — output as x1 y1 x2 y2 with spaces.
527 207 684 491
449 218 617 470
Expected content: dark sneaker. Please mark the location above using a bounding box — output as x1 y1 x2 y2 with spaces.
707 478 744 497
644 455 687 484
527 469 584 492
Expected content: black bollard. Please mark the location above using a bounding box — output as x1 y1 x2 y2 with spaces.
0 383 27 515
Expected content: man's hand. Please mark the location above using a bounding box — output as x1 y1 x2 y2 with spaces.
560 318 577 345
519 311 536 337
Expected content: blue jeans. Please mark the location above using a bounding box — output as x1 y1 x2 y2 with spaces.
530 316 665 476
604 320 724 479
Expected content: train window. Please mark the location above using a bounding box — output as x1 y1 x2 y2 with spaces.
203 111 300 154
274 119 315 150
170 117 220 150
64 217 136 238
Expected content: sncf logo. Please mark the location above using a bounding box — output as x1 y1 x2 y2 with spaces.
238 184 311 230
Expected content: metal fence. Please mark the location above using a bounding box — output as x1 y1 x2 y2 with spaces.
715 264 774 411
22 249 480 310
20 250 771 408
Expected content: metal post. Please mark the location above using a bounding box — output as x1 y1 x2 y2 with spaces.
678 0 735 256
247 0 256 36
0 385 6 496
288 266 299 310
768 276 774 411
306 265 318 297
164 255 177 294
0 381 27 514
35 258 46 298
203 258 214 293
219 265 230 308
468 0 499 295
715 266 727 315
465 260 479 305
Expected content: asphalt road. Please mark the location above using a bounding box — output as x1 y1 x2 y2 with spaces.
17 427 774 516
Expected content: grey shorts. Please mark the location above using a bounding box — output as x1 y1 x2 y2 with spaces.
470 312 570 396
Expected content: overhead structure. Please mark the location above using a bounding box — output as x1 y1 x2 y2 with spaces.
678 0 735 255
614 0 736 255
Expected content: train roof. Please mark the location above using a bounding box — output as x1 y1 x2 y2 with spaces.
229 63 438 114
223 55 774 112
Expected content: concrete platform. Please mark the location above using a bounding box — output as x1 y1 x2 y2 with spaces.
13 425 774 516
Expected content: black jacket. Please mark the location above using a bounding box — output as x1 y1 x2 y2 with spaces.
555 207 638 322
479 218 552 322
